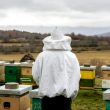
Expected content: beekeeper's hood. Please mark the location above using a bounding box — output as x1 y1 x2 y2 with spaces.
43 28 72 51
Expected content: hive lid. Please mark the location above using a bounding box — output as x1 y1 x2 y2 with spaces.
4 62 21 66
5 82 19 89
0 85 32 95
80 65 96 70
103 89 110 100
101 65 110 70
20 62 33 67
29 89 42 98
0 61 5 65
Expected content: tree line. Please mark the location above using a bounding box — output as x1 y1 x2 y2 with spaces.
0 30 110 54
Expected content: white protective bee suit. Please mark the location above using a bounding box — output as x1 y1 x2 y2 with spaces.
32 28 80 99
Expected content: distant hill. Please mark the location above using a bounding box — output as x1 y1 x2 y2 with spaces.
0 29 110 54
98 32 110 37
1 26 110 36
0 30 49 39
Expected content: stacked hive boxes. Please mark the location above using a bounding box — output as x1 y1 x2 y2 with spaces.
101 65 110 91
29 89 42 110
20 62 37 87
103 89 110 110
0 85 32 110
80 65 96 89
0 61 5 85
5 63 21 83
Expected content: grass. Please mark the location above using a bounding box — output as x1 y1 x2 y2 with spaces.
75 50 110 64
0 50 110 64
72 89 105 110
0 53 37 62
71 78 105 110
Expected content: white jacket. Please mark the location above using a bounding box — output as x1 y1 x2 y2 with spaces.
32 30 80 98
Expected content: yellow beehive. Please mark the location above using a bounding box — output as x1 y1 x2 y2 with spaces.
80 65 96 89
80 70 95 79
80 65 96 79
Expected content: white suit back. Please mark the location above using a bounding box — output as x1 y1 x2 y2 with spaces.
32 28 80 98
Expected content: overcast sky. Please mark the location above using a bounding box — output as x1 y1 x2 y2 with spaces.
0 0 110 34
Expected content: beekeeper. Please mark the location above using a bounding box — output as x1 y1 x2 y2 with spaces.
32 28 80 110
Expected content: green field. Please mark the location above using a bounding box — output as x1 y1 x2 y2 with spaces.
72 89 105 110
71 78 105 110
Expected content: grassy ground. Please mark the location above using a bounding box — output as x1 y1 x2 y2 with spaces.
71 78 105 110
75 50 110 64
72 89 105 110
0 53 38 62
0 50 110 64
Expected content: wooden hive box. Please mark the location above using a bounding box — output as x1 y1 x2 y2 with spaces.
101 65 110 80
20 63 36 87
0 85 32 110
20 63 32 76
0 61 5 83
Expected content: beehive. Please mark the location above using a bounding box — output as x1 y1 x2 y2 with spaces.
5 63 21 83
80 65 96 79
0 85 32 110
29 89 42 110
20 63 32 76
20 63 36 86
101 79 110 91
0 61 5 84
101 65 110 80
103 89 110 110
80 65 96 89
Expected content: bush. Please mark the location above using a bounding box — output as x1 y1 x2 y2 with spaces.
90 58 105 77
